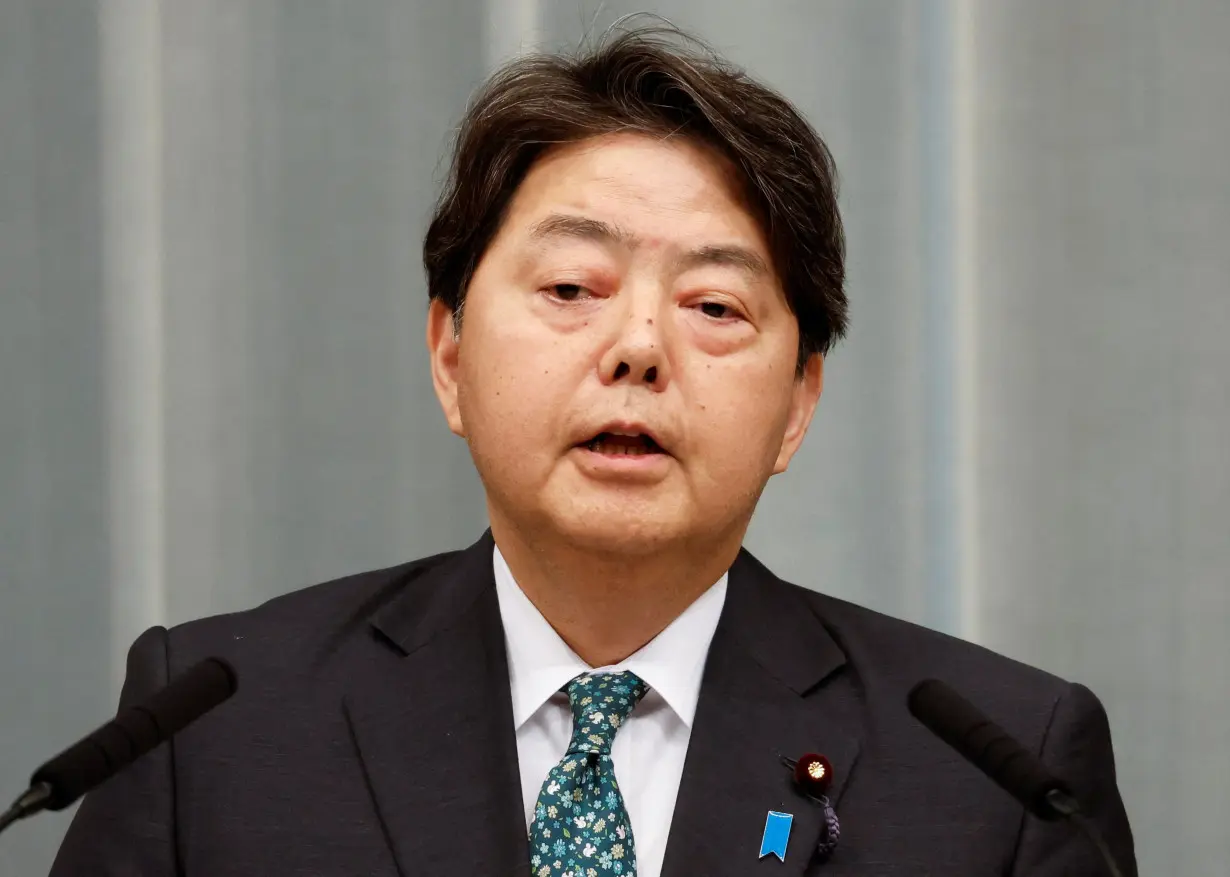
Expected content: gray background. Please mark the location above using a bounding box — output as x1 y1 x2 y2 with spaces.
2 1 1227 874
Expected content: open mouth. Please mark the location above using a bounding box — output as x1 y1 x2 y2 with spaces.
582 432 665 457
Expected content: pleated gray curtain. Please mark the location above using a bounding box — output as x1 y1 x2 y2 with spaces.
3 1 1227 874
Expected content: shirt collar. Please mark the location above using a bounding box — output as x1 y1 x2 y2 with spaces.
493 543 728 730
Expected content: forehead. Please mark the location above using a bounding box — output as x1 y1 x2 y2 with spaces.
501 132 769 253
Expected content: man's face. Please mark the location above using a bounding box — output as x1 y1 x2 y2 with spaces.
428 132 822 556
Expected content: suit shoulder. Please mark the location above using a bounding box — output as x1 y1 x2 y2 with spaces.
161 546 463 663
788 582 1073 710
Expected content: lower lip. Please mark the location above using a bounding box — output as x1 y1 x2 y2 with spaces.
570 445 673 479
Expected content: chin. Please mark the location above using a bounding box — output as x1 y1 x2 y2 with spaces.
550 508 686 558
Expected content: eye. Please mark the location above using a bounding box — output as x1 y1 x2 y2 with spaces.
696 300 742 321
545 283 591 302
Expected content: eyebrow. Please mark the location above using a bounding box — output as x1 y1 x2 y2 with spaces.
527 212 771 281
528 213 634 247
679 244 771 280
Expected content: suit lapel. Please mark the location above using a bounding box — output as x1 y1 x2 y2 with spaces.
343 532 528 877
661 549 863 877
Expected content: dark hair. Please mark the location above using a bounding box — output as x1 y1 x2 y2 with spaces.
423 25 848 369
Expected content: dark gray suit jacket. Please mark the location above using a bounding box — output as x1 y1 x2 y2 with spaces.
51 532 1135 875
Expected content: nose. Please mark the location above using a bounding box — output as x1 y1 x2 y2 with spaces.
597 294 671 391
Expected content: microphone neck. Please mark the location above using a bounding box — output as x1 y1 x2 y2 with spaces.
0 782 53 836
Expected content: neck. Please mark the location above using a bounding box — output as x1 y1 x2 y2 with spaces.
491 515 742 667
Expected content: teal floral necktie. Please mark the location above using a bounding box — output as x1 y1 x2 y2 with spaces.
528 671 649 877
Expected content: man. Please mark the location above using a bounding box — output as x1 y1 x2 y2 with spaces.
52 26 1135 877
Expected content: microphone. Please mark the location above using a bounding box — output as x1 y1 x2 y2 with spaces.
0 657 237 836
907 678 1126 877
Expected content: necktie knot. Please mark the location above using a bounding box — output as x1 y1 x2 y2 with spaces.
564 671 647 756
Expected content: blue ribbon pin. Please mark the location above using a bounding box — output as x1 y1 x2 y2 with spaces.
759 810 793 861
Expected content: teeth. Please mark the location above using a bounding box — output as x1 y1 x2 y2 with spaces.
588 438 654 456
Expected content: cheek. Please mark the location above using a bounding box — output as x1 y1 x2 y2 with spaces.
457 331 572 456
688 365 795 470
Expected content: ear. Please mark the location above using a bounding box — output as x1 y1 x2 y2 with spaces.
425 298 466 438
772 353 824 474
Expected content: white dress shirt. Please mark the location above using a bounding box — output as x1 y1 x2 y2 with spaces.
493 545 728 877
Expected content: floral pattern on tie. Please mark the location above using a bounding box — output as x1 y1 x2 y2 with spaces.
528 671 649 877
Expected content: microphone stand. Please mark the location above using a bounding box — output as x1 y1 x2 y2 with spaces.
1044 789 1126 877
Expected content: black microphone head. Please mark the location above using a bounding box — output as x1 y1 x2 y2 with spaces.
31 657 237 810
908 678 1070 820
